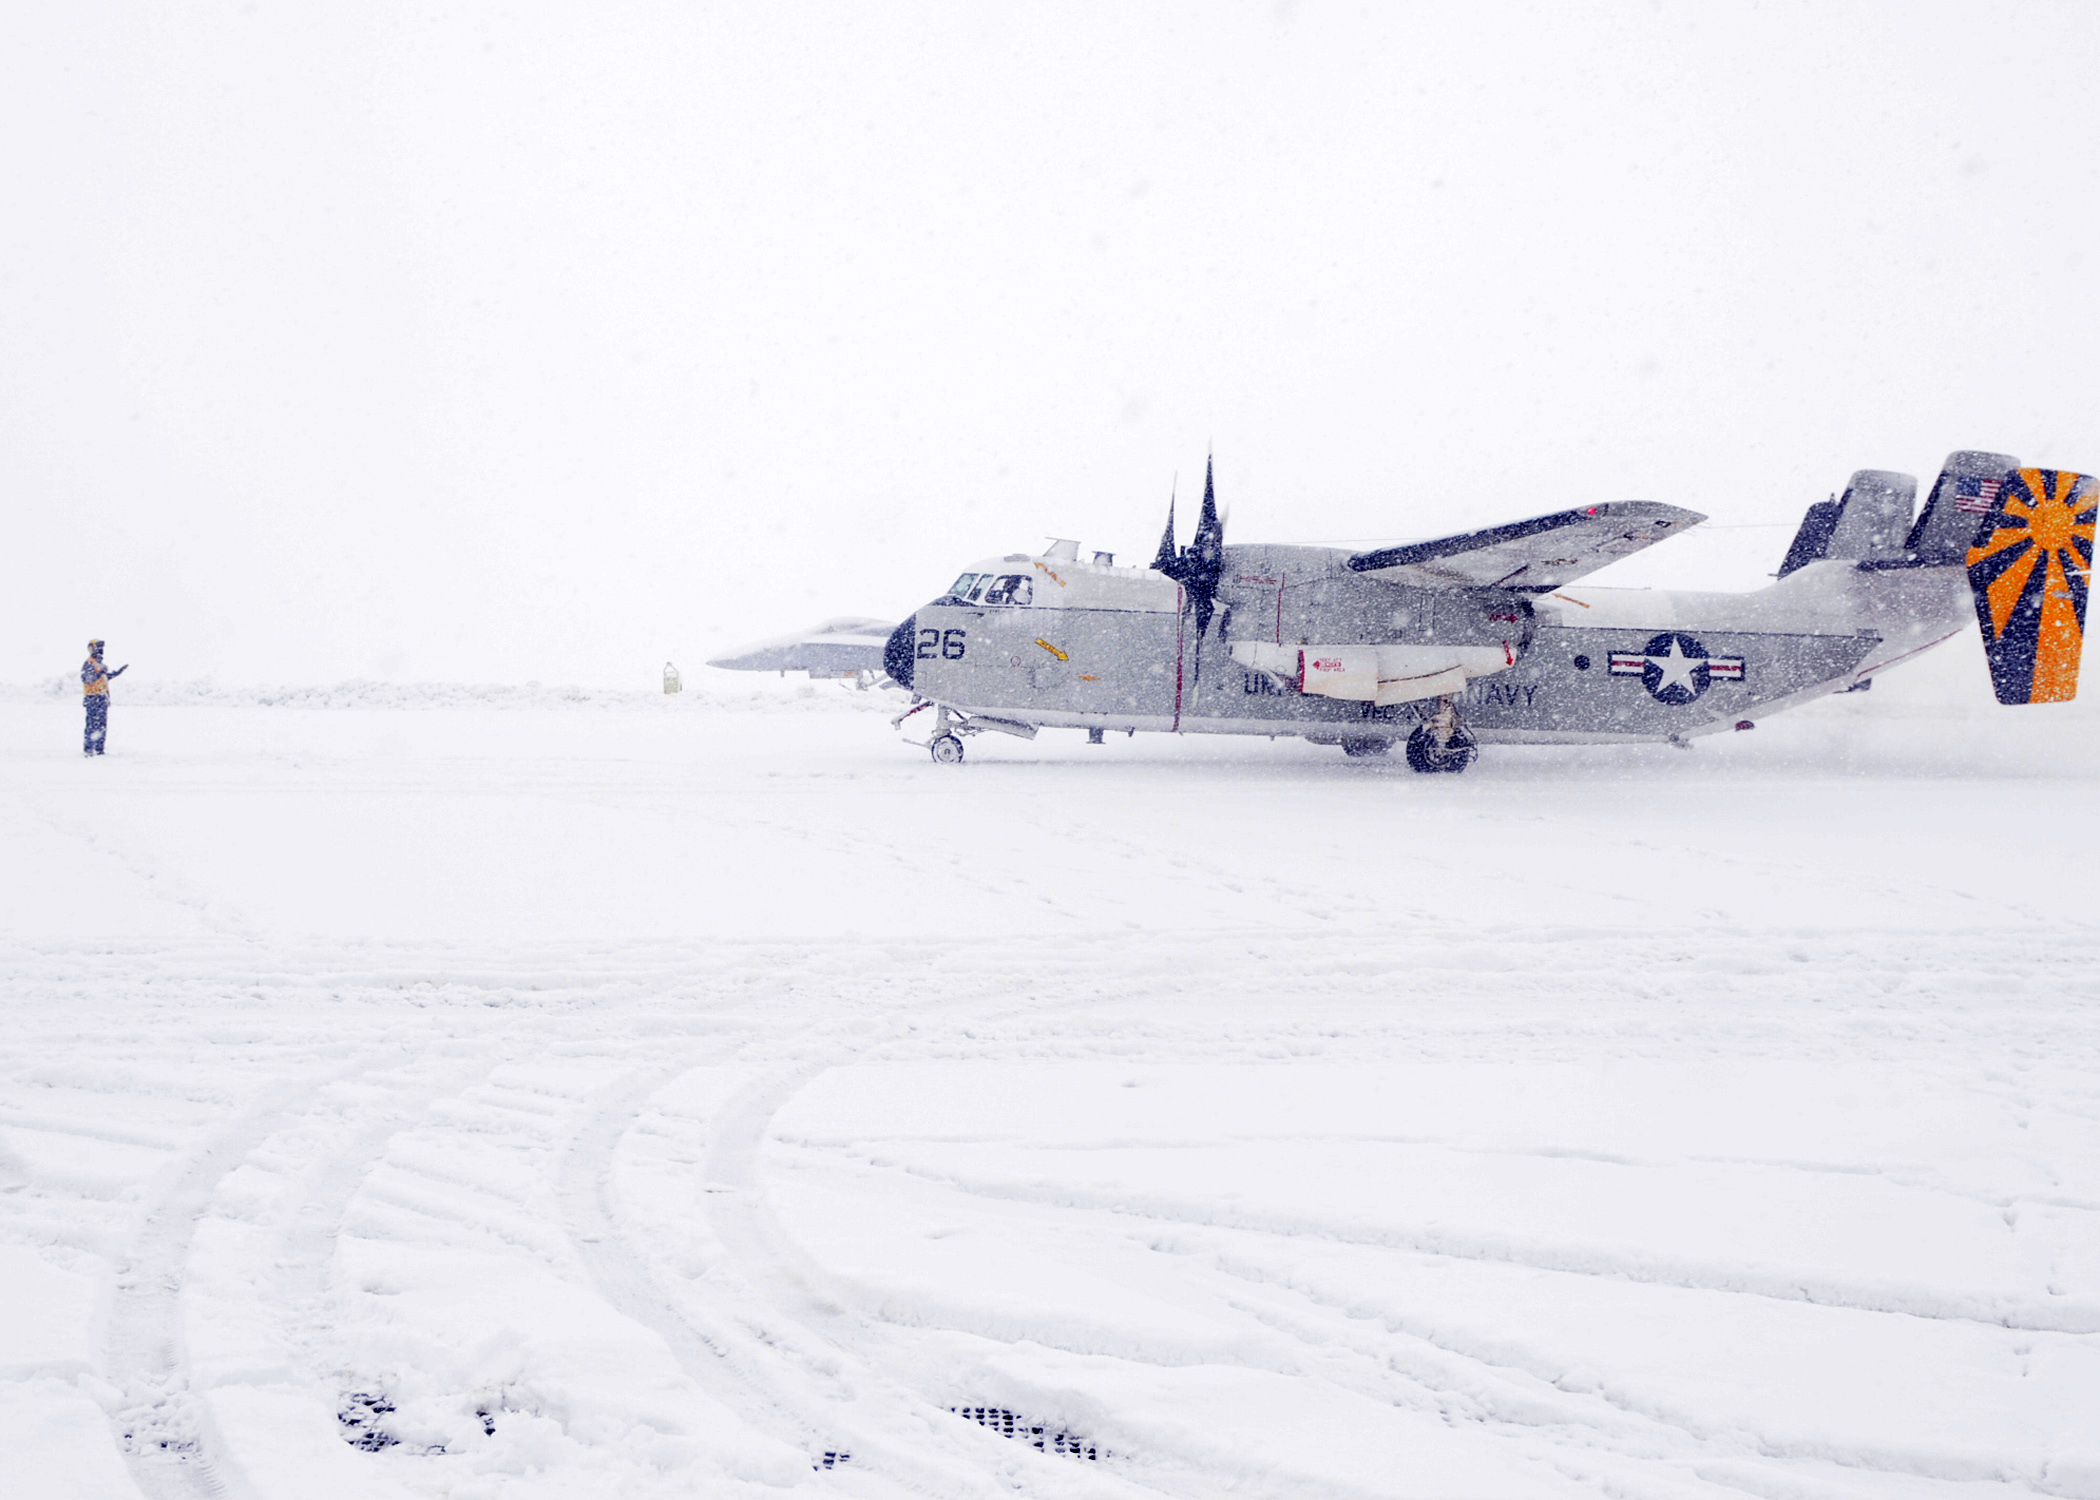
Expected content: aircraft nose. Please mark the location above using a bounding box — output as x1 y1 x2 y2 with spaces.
884 615 916 689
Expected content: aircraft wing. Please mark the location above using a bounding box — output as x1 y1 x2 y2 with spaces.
706 616 896 676
1345 501 1705 590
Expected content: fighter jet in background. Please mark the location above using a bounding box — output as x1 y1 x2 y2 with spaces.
710 452 2092 772
704 617 896 688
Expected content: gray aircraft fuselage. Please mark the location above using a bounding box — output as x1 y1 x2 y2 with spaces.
884 543 1964 747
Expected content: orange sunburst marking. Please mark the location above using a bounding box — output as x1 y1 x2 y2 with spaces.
2033 545 2084 701
1984 542 2043 637
1969 472 2036 575
1967 470 2093 632
1970 468 2098 704
1969 524 2033 568
2027 476 2082 552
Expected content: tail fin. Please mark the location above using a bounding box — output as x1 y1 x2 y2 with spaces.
1906 450 2022 563
1968 467 2096 704
1777 469 1917 576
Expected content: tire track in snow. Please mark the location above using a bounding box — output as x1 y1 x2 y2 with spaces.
1189 1243 1768 1497
844 1150 2100 1336
1192 1239 2034 1500
557 1049 993 1497
702 1005 1625 1500
553 1055 855 1458
699 1056 1173 1499
19 797 261 945
259 1057 505 1391
557 1021 1169 1499
101 1056 400 1500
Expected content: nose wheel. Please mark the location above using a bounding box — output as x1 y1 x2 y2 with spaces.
896 700 970 764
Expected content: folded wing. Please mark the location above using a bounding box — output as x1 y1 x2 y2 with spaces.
1346 501 1705 590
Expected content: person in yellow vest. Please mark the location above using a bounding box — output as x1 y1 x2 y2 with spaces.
82 640 128 756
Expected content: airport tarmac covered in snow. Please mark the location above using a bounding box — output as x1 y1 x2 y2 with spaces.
4 653 2098 1499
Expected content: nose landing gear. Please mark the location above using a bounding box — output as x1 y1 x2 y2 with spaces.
895 700 1025 764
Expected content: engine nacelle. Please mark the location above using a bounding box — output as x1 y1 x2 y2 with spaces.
1225 581 1532 703
1230 640 1520 704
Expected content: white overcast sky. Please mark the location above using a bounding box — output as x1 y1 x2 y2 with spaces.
4 2 2096 684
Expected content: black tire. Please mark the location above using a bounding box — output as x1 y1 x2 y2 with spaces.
1339 738 1391 758
930 734 965 765
1405 725 1477 774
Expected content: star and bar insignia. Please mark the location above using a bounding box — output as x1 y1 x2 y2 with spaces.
1608 632 1746 705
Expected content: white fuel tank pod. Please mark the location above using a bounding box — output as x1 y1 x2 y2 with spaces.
1229 641 1520 705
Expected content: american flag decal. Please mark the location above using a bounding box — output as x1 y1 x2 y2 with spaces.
1954 476 2004 515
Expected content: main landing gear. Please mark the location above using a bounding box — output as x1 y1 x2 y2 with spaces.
1403 696 1477 775
930 733 965 764
1332 696 1477 772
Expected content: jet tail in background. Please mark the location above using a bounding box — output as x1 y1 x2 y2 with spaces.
1968 467 2096 704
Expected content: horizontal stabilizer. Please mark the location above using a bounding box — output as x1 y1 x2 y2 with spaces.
1778 470 1918 577
1968 468 2095 704
1347 501 1703 590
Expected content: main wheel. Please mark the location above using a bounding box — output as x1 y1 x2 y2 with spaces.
930 733 965 765
1405 725 1477 774
1339 737 1391 758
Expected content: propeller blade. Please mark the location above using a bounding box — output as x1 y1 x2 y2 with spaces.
1186 456 1226 637
1151 488 1179 574
1190 456 1224 580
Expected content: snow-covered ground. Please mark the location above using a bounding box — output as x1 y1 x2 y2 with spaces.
5 654 2099 1500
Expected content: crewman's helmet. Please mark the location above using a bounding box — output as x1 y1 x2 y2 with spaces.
88 639 104 653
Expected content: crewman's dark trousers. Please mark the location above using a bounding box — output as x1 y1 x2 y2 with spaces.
84 696 107 754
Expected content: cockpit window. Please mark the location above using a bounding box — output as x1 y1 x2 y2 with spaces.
981 574 1033 606
966 574 991 601
947 572 980 599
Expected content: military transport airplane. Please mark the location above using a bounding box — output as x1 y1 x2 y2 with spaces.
708 451 2093 773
